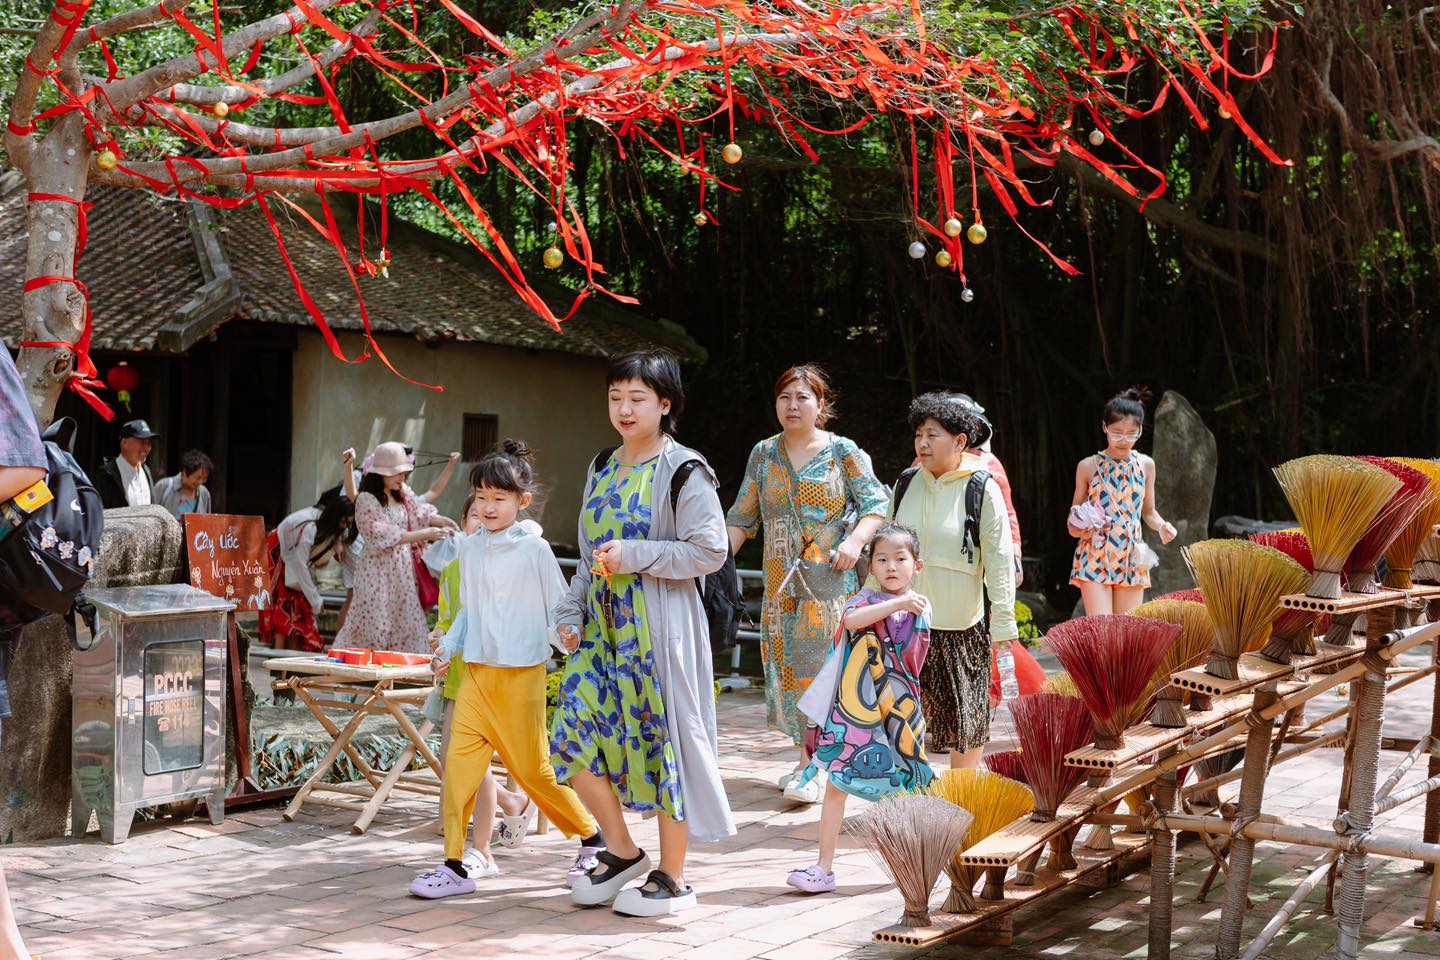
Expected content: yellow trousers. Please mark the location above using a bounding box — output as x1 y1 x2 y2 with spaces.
442 662 596 861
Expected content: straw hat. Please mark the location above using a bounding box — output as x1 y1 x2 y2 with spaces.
366 441 412 477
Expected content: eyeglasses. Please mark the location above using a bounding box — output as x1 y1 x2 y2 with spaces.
1106 429 1142 442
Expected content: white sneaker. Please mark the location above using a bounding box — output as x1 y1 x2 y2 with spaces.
777 761 806 791
782 776 821 805
462 848 500 878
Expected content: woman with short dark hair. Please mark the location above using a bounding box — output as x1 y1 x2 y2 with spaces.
725 364 888 803
151 449 214 518
890 391 1017 770
551 349 734 917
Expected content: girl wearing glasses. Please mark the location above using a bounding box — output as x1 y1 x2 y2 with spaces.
1068 387 1177 615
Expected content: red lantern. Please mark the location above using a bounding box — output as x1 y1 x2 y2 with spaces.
105 361 141 411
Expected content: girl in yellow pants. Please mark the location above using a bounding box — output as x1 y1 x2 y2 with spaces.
409 440 602 900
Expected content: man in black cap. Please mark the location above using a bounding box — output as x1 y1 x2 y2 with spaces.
96 419 159 509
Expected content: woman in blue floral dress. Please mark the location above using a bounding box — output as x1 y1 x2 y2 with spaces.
552 350 733 918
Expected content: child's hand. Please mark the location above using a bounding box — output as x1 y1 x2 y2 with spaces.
342 447 355 465
431 655 449 679
1158 521 1177 544
899 592 929 617
558 624 580 653
427 629 442 652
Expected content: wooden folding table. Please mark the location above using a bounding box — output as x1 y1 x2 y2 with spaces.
263 656 442 834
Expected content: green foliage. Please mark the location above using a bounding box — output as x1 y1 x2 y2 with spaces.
1016 600 1041 647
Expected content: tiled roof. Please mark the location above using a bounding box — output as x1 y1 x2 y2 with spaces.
0 178 208 351
0 175 701 362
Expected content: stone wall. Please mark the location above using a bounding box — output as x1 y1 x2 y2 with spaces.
0 505 183 842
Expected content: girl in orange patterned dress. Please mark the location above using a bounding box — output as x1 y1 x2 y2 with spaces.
1068 387 1177 615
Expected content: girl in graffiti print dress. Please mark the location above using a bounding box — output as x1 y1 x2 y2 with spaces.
784 523 934 894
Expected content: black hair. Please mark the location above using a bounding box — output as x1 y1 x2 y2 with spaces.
867 522 922 563
907 391 983 444
606 349 685 435
312 489 358 547
469 438 536 496
1103 386 1152 427
359 470 404 505
179 449 213 476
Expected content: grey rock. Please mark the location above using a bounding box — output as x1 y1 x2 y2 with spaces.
1212 515 1296 539
1146 391 1217 597
0 506 183 842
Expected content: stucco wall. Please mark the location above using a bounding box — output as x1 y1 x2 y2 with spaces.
289 330 615 550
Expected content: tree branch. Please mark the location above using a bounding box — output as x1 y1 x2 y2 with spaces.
64 0 205 57
5 5 77 172
1307 58 1440 173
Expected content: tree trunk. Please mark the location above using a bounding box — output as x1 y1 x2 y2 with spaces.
15 113 92 428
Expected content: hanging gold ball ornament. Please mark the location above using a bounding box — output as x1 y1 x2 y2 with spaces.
935 249 953 269
943 217 964 238
721 142 743 165
95 149 118 171
213 101 229 119
542 246 564 269
693 212 708 226
1218 105 1232 120
967 222 988 245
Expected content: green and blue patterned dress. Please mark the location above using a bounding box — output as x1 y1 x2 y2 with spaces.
549 455 685 820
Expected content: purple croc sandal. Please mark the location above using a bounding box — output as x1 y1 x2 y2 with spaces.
409 864 476 900
785 864 837 895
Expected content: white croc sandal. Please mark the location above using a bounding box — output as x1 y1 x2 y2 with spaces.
495 799 536 849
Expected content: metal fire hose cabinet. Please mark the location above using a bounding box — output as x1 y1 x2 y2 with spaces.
70 584 233 843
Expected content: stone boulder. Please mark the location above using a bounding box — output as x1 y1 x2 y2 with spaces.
1146 391 1217 597
0 505 183 842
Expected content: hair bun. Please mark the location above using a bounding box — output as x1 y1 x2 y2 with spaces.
499 437 534 462
1121 385 1153 405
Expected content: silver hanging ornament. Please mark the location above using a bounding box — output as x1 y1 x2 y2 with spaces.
1087 128 1105 147
961 287 975 303
907 240 926 259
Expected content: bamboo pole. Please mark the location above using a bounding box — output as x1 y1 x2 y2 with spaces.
1334 607 1395 960
1373 772 1440 817
1425 608 1440 859
1149 744 1180 960
1237 854 1337 960
1179 731 1345 801
1216 685 1282 960
1098 621 1440 809
1375 736 1435 803
1148 813 1440 863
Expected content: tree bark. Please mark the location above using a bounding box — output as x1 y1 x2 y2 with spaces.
15 113 91 428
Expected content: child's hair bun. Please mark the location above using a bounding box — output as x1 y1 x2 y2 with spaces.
499 437 534 463
1119 385 1153 405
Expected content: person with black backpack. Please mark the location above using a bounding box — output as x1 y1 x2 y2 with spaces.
0 341 46 960
890 392 1018 772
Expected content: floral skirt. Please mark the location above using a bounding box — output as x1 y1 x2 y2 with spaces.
921 623 992 753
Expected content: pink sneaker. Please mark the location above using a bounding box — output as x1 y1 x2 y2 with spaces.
785 864 836 894
408 864 476 899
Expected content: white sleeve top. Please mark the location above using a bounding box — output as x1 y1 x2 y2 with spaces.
447 519 567 668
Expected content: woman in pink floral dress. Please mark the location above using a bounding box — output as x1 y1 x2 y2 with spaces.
334 442 456 654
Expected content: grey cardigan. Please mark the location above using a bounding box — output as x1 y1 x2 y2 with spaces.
554 438 737 842
151 474 212 518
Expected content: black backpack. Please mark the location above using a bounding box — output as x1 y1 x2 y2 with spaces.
0 418 105 632
892 466 991 564
590 448 746 647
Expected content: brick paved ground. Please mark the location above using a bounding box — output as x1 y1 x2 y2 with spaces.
8 645 1440 960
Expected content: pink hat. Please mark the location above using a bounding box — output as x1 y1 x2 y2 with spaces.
366 441 411 477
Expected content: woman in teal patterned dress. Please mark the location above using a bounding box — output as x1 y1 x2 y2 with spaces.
552 350 733 918
725 365 889 804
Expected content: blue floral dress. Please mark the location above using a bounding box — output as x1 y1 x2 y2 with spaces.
550 456 685 821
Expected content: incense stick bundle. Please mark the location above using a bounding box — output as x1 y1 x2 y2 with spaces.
927 770 1035 913
983 751 1027 784
1184 539 1309 680
1383 459 1440 589
1128 599 1215 726
1417 526 1440 585
1272 455 1401 599
1042 672 1081 698
1010 693 1095 821
846 795 974 928
1248 530 1321 661
1156 588 1204 604
1341 456 1432 593
1045 615 1179 749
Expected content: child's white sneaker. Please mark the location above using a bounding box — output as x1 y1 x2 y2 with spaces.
462 848 500 878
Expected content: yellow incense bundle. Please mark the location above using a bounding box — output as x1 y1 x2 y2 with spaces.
1272 455 1401 599
1042 672 1081 698
927 769 1035 913
1184 539 1309 681
1383 458 1440 589
1129 599 1214 727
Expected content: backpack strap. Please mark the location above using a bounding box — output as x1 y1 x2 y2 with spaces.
670 458 704 514
892 467 921 515
590 446 619 475
961 470 992 564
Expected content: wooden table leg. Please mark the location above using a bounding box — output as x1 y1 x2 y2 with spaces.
290 681 383 785
353 704 434 835
284 680 380 822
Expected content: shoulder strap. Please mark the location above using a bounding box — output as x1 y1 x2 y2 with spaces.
670 458 704 514
892 467 921 514
961 470 992 563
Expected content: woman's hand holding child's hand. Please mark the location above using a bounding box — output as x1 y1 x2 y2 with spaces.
431 655 449 679
558 625 580 653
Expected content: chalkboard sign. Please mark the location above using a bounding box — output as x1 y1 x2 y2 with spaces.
182 514 270 611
